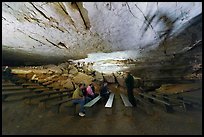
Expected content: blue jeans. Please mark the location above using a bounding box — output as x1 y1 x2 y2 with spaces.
85 96 92 104
72 98 85 113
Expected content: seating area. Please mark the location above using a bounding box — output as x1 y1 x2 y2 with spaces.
120 93 132 107
2 70 201 118
138 92 174 113
119 93 133 116
150 92 202 112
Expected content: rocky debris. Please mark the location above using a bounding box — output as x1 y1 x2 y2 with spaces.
114 74 126 87
103 73 115 83
133 77 142 88
58 62 69 69
73 72 94 86
142 81 161 92
9 61 147 92
38 74 58 83
184 73 202 80
32 69 49 74
47 65 63 74
11 69 32 74
94 71 104 81
155 83 201 94
47 81 61 90
68 66 78 76
192 63 202 71
25 72 35 80
43 64 57 69
60 79 75 90
57 62 70 73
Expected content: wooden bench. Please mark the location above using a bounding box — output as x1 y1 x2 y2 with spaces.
21 83 41 87
42 79 59 86
38 92 73 109
176 96 201 111
84 95 102 116
151 93 199 111
25 85 46 90
105 93 115 107
120 93 132 107
50 97 74 113
13 79 27 85
138 93 174 113
2 83 16 87
31 87 50 93
2 89 33 101
23 89 71 104
84 95 102 108
134 95 154 115
152 93 182 107
105 93 115 115
120 93 133 116
2 86 26 91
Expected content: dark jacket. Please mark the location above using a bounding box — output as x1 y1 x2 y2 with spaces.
100 85 108 96
100 85 110 99
125 74 134 90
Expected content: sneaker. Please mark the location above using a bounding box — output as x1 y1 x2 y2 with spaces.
79 112 85 117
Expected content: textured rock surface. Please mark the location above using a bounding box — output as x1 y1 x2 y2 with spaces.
2 2 202 65
61 79 74 90
73 72 94 85
103 74 115 83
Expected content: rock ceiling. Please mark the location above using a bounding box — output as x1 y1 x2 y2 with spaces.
2 2 202 65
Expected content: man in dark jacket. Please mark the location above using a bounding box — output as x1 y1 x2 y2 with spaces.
100 82 110 101
125 71 137 107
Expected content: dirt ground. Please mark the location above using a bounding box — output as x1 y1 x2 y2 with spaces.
2 85 202 135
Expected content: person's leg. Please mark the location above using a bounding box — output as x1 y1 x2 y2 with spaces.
79 98 85 113
89 95 95 100
94 93 99 97
104 94 109 101
127 89 137 107
72 99 85 116
72 99 79 105
85 96 91 103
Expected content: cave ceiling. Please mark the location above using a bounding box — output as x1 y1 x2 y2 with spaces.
2 2 202 65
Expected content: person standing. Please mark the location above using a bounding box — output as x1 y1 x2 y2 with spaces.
124 71 137 107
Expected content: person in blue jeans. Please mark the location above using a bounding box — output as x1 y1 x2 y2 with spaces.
71 83 86 117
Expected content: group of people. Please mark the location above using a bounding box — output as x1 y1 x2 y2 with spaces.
3 65 137 117
71 80 111 117
72 71 137 117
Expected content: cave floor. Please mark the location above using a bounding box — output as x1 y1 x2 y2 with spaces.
2 86 202 135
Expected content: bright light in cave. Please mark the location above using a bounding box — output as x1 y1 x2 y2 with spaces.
74 50 142 74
